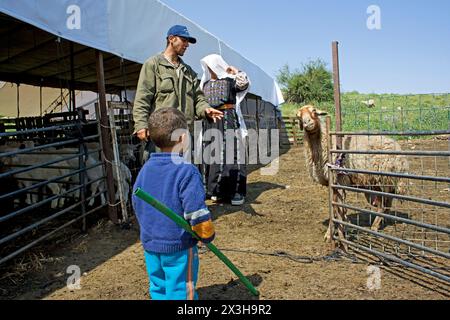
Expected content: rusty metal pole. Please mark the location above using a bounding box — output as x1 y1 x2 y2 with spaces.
95 50 118 224
326 116 336 249
332 41 343 150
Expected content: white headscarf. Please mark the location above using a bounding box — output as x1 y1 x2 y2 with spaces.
200 54 250 138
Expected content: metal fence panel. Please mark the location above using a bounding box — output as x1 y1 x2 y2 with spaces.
326 96 450 287
0 111 107 266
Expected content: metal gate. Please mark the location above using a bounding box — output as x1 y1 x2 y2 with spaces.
326 99 450 290
0 110 107 266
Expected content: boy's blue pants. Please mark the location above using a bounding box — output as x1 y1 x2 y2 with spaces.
144 246 199 300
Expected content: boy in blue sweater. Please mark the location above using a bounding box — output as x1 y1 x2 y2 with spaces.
132 108 215 300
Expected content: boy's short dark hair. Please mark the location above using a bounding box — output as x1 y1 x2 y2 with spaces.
148 108 188 148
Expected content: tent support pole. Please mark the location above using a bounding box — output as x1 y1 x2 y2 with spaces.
39 84 43 117
70 42 76 112
95 50 118 224
16 83 20 118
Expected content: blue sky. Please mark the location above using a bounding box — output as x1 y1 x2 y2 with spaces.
162 0 450 94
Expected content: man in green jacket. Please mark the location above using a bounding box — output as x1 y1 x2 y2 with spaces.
133 25 223 162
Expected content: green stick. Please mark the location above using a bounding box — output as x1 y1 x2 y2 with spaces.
134 188 260 297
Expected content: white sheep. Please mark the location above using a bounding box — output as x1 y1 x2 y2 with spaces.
81 142 133 205
42 147 106 206
361 99 375 108
44 145 132 206
0 146 67 209
1 142 132 210
0 144 101 208
106 159 131 205
84 142 137 165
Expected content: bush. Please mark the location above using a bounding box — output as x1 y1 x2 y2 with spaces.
277 59 334 105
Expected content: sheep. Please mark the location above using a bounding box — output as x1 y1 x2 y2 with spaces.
296 105 410 242
0 158 23 213
0 144 103 208
40 147 106 206
361 99 375 108
84 142 137 165
22 143 129 205
0 146 67 209
82 142 133 205
111 160 132 206
42 145 132 206
86 158 131 207
0 141 132 210
119 143 137 165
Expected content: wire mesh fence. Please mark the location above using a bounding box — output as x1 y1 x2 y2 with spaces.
317 93 450 133
326 93 450 288
105 101 141 223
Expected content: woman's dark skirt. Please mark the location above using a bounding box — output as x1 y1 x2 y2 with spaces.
203 109 247 200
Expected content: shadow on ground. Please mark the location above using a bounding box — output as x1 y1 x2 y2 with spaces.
322 210 410 231
198 274 263 300
0 212 140 300
208 182 287 219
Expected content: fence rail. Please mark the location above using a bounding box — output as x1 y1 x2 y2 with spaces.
280 116 303 147
327 114 450 287
0 111 107 267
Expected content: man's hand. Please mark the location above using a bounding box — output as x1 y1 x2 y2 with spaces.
205 108 224 123
136 128 150 141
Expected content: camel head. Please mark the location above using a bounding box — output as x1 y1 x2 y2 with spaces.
296 105 327 133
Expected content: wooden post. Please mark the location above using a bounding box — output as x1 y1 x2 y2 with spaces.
16 83 20 118
332 41 343 150
277 113 282 150
255 97 260 160
95 50 118 224
255 97 260 131
291 118 299 147
39 84 43 117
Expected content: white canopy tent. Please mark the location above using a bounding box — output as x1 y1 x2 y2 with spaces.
0 0 284 107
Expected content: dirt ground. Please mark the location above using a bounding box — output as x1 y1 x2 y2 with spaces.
0 143 448 300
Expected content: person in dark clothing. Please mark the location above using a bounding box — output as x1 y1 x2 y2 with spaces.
200 54 250 206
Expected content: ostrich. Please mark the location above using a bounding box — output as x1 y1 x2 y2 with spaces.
296 105 409 242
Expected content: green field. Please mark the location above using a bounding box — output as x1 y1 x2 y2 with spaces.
281 93 450 134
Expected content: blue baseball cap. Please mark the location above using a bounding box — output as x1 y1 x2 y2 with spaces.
167 25 197 44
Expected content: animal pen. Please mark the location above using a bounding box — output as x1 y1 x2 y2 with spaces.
0 9 145 266
0 9 283 270
0 95 282 269
326 42 449 291
4 0 447 299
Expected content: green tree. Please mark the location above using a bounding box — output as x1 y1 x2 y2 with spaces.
277 59 334 105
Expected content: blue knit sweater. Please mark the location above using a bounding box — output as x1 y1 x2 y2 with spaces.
132 153 215 254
